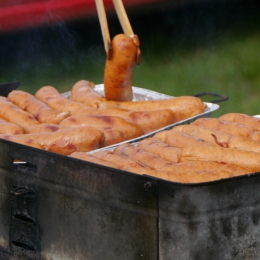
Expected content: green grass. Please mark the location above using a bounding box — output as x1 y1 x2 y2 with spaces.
1 0 260 118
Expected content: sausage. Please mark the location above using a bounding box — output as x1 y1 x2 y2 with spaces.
70 79 206 122
153 129 216 149
92 150 148 170
8 90 70 124
35 85 87 112
180 145 260 173
0 118 25 135
71 107 176 134
0 135 43 150
7 127 105 155
128 109 176 134
95 127 125 147
192 117 260 141
27 123 124 148
27 123 63 134
137 137 182 163
59 114 144 140
114 143 174 170
219 113 260 132
104 34 137 101
70 80 106 107
97 95 206 115
172 124 260 153
0 96 40 132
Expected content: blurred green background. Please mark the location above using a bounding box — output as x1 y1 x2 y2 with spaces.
0 0 260 117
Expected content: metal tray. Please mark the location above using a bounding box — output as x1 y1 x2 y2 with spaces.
64 84 219 151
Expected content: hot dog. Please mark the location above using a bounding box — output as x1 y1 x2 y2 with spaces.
27 123 124 147
219 113 260 132
35 85 87 112
96 127 125 147
137 137 182 163
153 130 216 149
192 117 260 141
0 135 43 149
104 34 138 101
59 114 144 140
27 123 62 134
0 96 40 132
97 96 206 120
172 124 260 153
180 145 260 173
92 150 149 170
70 80 206 122
17 127 105 155
71 107 176 134
8 90 70 124
0 118 25 135
70 80 106 107
114 143 174 170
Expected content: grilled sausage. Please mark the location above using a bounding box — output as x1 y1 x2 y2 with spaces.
35 85 86 112
59 114 144 140
19 127 105 155
8 90 70 124
0 96 40 132
70 80 105 107
114 143 174 170
71 107 175 134
172 124 260 153
219 113 260 132
104 34 138 101
0 118 25 135
154 130 216 149
137 137 181 163
192 117 260 141
180 145 260 173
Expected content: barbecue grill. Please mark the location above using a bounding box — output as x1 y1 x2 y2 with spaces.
0 84 239 260
0 137 260 260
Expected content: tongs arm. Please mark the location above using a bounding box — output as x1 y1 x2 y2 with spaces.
94 0 112 59
95 0 141 64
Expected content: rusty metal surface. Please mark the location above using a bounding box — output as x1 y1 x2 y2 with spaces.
158 176 260 260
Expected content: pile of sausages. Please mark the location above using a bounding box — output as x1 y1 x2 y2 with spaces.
71 113 260 183
0 80 206 155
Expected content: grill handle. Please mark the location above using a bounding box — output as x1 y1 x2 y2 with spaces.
192 92 228 103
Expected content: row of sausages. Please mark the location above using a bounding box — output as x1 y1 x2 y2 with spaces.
0 80 206 155
71 113 260 183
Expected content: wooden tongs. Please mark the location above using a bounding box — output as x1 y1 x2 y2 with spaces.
95 0 141 64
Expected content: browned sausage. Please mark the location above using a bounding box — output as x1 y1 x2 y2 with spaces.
35 85 87 112
59 114 144 140
0 96 40 132
8 90 70 124
104 34 137 101
0 118 25 135
218 113 260 132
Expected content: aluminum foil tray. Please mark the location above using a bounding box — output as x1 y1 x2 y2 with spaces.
63 84 219 151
